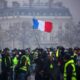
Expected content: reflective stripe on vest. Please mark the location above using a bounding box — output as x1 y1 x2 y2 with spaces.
50 63 53 69
26 56 30 65
0 58 2 62
20 66 27 71
64 59 77 80
56 49 59 58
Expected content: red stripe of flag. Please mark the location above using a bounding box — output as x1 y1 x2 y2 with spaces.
45 22 53 32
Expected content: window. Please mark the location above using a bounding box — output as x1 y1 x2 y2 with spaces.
12 1 20 8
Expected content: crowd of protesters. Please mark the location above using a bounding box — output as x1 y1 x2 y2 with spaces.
0 46 80 80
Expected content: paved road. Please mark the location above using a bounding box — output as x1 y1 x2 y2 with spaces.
28 73 35 80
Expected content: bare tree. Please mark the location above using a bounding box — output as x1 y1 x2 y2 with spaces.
62 22 76 47
18 21 36 49
0 26 3 49
73 22 80 47
7 23 20 48
18 21 30 49
0 26 10 49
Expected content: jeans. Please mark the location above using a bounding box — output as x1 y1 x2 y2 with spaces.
18 72 28 80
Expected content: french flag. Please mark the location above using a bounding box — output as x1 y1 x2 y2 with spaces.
33 18 53 32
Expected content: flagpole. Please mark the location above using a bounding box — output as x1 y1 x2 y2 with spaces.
33 30 40 48
32 18 53 48
32 17 41 48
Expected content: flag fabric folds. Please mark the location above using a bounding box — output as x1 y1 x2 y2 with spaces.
33 18 53 32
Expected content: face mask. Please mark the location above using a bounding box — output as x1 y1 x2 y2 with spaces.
16 55 19 57
19 52 22 55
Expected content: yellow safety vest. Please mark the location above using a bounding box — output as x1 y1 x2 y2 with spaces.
56 49 59 58
5 56 11 66
50 63 53 69
0 58 2 62
20 66 27 71
13 57 18 65
64 59 77 80
26 56 30 66
11 56 18 68
20 55 28 71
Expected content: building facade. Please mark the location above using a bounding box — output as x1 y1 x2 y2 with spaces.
0 1 74 49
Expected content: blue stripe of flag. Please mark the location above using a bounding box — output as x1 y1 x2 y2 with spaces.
33 18 39 29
